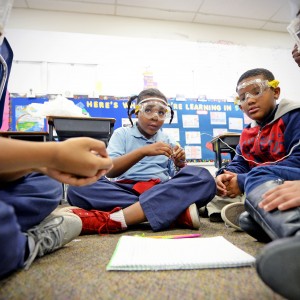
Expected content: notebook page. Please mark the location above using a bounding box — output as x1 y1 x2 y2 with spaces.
107 236 255 271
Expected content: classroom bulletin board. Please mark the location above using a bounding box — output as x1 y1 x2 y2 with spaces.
10 96 246 162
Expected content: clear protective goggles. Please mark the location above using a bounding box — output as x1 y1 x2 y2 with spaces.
0 0 14 45
287 17 300 50
135 97 171 121
236 79 279 105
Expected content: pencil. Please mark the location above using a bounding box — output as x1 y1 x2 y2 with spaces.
147 233 201 239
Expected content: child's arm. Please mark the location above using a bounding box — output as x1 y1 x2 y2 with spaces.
0 137 113 186
106 141 173 178
276 110 300 168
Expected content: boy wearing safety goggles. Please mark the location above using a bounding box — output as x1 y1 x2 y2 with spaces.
251 4 300 299
66 88 216 234
211 68 300 236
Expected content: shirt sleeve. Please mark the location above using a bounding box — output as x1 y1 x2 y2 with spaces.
276 110 300 168
107 128 127 158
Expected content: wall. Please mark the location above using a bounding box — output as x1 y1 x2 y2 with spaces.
4 8 300 100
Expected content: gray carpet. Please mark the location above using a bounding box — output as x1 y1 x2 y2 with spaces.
0 209 285 300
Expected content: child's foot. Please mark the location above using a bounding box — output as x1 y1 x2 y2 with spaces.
175 203 201 229
24 210 82 270
63 206 124 234
221 202 245 230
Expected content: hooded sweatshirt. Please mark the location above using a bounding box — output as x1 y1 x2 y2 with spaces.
216 99 300 193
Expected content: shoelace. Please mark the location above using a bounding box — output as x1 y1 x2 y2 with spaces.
91 210 112 233
24 216 64 270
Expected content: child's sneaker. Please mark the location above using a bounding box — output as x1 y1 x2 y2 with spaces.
24 210 82 270
69 207 123 234
175 203 201 229
221 202 245 231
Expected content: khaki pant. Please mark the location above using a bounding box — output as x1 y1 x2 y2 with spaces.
206 194 246 216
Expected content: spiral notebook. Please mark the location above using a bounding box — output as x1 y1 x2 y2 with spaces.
106 235 255 271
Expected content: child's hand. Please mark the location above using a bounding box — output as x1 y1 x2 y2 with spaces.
223 170 241 198
40 167 106 186
143 142 173 157
53 137 113 177
40 137 114 186
259 181 300 211
215 173 234 197
172 145 186 168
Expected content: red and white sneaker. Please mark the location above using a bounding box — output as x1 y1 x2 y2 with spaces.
175 203 201 229
62 206 123 234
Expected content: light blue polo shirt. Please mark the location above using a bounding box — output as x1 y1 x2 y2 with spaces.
107 123 177 182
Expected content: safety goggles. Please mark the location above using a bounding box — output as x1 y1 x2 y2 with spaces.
135 98 171 121
287 17 300 50
236 79 279 105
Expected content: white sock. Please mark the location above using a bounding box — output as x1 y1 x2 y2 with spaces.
110 210 127 229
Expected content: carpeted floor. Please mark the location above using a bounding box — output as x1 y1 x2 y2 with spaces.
0 207 285 300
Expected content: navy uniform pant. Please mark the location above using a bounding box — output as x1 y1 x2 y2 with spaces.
0 173 62 278
68 166 216 232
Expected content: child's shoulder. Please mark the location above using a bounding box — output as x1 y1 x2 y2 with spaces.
278 98 300 113
114 125 132 133
273 99 300 121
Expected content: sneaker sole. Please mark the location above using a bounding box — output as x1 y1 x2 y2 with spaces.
189 203 201 229
221 202 245 231
54 206 81 215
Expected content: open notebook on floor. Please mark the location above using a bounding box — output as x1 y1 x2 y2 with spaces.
106 235 256 271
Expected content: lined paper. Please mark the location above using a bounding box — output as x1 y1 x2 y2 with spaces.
107 236 255 271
